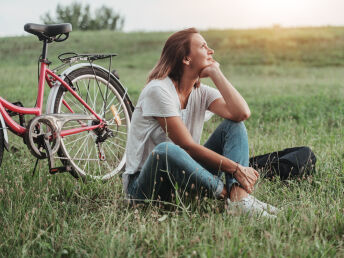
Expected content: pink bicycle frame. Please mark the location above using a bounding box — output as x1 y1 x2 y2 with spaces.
0 60 104 136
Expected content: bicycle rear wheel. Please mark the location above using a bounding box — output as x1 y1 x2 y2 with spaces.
53 67 132 180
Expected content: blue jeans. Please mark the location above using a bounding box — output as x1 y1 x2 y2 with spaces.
127 119 249 201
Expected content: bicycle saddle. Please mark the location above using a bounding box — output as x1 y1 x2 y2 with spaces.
24 23 72 40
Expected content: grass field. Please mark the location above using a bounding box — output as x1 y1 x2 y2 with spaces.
0 26 344 257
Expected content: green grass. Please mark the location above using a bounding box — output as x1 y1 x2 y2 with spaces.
0 27 344 257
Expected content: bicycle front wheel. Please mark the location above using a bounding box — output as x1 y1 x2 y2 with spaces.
53 67 132 180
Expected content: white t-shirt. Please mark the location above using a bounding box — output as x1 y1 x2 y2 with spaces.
122 76 222 193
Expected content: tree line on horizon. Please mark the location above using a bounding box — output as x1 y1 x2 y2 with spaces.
41 2 124 31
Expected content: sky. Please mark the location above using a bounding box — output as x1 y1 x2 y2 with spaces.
1 0 344 37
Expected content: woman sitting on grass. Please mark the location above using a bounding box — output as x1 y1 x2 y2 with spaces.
123 28 279 218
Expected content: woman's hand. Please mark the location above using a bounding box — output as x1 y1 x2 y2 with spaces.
199 59 220 78
233 165 259 194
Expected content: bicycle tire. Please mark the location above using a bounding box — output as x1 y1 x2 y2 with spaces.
0 126 4 168
53 66 132 180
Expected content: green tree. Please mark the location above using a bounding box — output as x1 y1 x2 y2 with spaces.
41 2 124 31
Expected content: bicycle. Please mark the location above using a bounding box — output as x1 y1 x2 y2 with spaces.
0 23 134 180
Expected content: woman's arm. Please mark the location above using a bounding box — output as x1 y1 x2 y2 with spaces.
155 116 259 194
201 62 251 122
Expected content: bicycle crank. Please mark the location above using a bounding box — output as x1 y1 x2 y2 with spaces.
26 117 60 159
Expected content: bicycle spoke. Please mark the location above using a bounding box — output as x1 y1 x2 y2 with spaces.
82 144 89 171
91 79 98 112
104 140 126 151
102 81 110 118
64 133 89 146
103 159 113 173
65 95 84 112
70 133 90 163
106 102 125 121
105 95 120 111
74 81 83 99
83 78 95 110
111 136 127 144
66 134 88 156
103 142 121 163
68 157 99 161
64 95 88 114
85 78 91 104
93 73 106 105
102 103 124 118
108 129 127 136
76 135 91 168
82 137 93 172
106 117 128 126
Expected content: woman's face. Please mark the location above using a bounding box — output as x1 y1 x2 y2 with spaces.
186 33 214 72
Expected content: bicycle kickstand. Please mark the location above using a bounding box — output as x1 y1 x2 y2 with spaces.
39 135 68 175
32 158 40 177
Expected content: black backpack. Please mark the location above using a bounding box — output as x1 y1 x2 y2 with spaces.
248 146 316 180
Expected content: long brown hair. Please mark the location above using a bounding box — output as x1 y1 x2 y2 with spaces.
147 28 200 88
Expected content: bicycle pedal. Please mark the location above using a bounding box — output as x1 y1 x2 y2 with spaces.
49 167 68 174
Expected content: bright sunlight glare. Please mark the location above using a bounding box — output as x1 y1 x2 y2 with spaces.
215 0 321 28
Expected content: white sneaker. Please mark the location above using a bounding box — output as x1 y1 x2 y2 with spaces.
227 196 277 219
250 195 280 215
